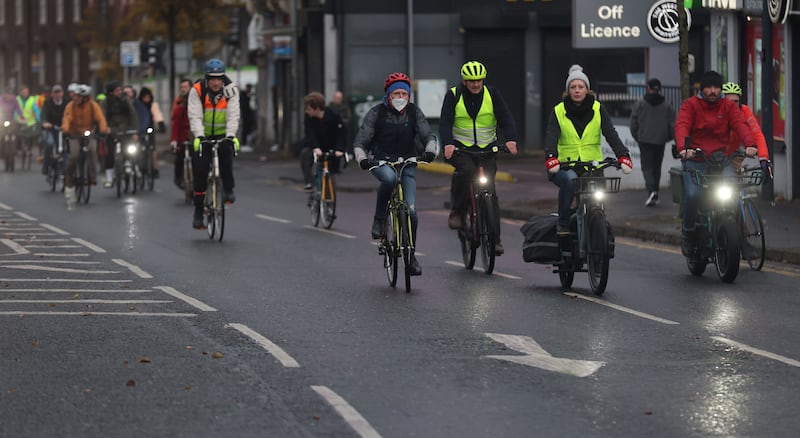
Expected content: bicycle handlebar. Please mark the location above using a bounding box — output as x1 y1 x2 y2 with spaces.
560 157 621 172
198 137 238 158
454 144 510 157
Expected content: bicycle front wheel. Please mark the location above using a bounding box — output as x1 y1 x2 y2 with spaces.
215 185 225 242
741 199 765 271
384 208 398 287
75 157 87 203
82 157 91 204
309 191 321 227
320 174 337 229
586 211 610 295
715 218 742 283
397 206 412 293
183 158 193 204
478 195 496 275
460 202 477 269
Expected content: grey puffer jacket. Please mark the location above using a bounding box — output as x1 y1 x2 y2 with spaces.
629 93 675 145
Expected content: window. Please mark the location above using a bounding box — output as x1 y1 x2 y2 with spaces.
40 0 47 25
15 0 22 25
72 0 80 23
0 0 6 26
56 0 63 24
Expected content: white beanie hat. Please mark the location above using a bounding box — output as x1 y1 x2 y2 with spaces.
565 64 590 91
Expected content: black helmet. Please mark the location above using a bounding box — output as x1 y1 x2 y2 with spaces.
105 80 121 94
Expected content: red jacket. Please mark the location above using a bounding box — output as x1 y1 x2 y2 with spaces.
675 95 755 157
170 95 190 143
726 104 768 160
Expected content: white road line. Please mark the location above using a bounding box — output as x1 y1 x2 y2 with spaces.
256 214 291 224
0 289 151 293
0 265 120 274
0 260 99 264
0 278 131 283
0 202 11 210
226 323 300 368
71 238 106 253
32 253 90 257
444 260 521 278
0 227 50 231
13 212 36 221
0 311 196 317
39 224 70 235
563 292 680 325
112 259 153 278
303 225 356 239
0 300 171 304
711 336 800 368
13 238 70 242
24 245 82 249
1 239 30 254
311 385 382 438
153 286 217 312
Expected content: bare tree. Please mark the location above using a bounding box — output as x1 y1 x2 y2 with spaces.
677 0 690 101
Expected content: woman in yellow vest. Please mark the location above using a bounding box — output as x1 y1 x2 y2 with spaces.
544 65 633 235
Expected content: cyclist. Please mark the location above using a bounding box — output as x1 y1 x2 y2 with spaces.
15 85 40 166
40 84 68 175
440 60 518 255
170 78 192 189
138 86 165 178
354 72 438 276
674 71 756 256
188 58 241 230
61 84 109 207
299 91 346 191
544 64 633 235
100 80 139 188
721 81 771 173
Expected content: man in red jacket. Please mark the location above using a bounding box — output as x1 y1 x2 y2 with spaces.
674 71 756 256
170 78 192 189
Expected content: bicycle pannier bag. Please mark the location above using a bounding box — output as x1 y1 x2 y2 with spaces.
520 214 561 264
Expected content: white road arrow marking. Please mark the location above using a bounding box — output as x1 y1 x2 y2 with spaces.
484 333 605 378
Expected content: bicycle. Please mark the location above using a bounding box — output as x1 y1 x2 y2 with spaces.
181 141 194 204
454 145 508 275
138 127 156 192
67 130 94 204
309 150 338 229
370 156 423 293
736 158 767 271
199 138 236 242
112 130 141 198
45 127 65 193
2 120 16 172
18 125 38 171
553 158 622 296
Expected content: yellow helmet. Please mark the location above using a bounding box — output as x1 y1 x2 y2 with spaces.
460 61 487 80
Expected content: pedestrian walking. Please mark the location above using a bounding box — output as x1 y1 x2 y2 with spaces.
629 78 675 207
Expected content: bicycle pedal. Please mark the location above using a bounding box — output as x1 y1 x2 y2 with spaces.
378 245 386 256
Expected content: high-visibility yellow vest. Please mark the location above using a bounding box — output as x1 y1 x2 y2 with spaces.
554 100 603 162
451 86 496 148
193 82 228 136
16 96 38 126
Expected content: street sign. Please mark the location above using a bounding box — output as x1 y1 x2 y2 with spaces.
120 41 141 67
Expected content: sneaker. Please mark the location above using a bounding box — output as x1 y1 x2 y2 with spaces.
494 242 504 256
224 191 236 204
371 218 385 239
409 254 422 276
192 208 205 230
303 183 313 192
448 211 462 229
557 224 570 236
645 191 659 207
103 181 113 189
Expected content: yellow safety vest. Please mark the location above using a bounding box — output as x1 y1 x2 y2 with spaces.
193 82 228 136
554 100 603 162
451 86 496 148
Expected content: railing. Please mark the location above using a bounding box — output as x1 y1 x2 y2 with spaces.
594 82 683 118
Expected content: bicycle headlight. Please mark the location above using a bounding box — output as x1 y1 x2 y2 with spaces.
593 190 605 201
83 130 91 137
146 127 154 134
716 185 733 201
126 144 138 155
479 175 488 185
2 121 9 127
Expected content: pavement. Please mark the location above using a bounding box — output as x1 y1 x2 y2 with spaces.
194 146 800 266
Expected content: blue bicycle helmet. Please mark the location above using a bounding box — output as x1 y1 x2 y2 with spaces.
205 58 225 77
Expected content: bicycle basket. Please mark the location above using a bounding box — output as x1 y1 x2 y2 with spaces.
738 169 763 186
572 177 620 194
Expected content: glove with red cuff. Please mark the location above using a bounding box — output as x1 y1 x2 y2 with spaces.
618 155 633 174
545 154 560 174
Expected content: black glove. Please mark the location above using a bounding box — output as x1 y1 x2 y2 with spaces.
422 152 436 163
359 159 371 170
158 121 166 133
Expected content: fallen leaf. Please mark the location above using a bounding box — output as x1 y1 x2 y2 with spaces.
31 340 38 347
184 386 192 391
83 388 92 395
211 352 224 359
72 293 80 299
202 351 208 355
126 380 136 387
313 415 321 421
139 356 152 363
185 345 193 350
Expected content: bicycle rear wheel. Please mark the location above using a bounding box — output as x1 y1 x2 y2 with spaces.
384 209 398 287
75 156 86 203
183 157 193 204
82 156 91 204
478 195 496 274
48 159 59 192
741 199 765 271
586 211 610 295
320 174 337 229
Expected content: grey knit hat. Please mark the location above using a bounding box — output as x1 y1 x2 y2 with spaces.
565 64 590 90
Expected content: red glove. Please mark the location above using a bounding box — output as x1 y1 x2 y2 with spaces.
545 155 560 174
619 155 633 174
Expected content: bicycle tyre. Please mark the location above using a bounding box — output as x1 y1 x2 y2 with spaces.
3 138 14 172
385 208 398 287
320 174 337 229
216 181 225 242
460 202 477 269
398 206 412 292
48 160 58 192
206 178 217 240
183 158 193 204
146 153 155 191
82 156 91 204
478 194 496 274
75 155 86 203
310 191 321 227
741 199 765 271
715 218 742 283
558 268 575 290
586 211 610 295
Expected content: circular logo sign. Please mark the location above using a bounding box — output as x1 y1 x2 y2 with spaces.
768 0 791 24
647 0 692 44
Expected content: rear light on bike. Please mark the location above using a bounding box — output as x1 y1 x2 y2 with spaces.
715 185 733 201
126 144 138 155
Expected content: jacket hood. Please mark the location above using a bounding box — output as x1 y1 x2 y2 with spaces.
644 92 665 106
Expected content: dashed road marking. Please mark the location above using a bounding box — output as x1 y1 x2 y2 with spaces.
1 239 30 255
0 278 132 283
563 292 680 325
32 253 90 257
0 265 120 274
303 225 356 239
40 223 70 235
0 311 196 317
311 385 382 438
227 323 300 368
0 299 171 304
255 214 291 224
71 238 106 253
444 260 521 279
112 259 153 278
153 286 217 312
13 212 36 221
711 336 800 368
0 288 150 293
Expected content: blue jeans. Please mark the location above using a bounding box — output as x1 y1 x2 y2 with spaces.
548 168 578 227
681 160 734 232
371 164 417 235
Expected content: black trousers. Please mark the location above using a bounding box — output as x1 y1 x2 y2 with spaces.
446 152 501 238
192 139 235 202
638 141 665 194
